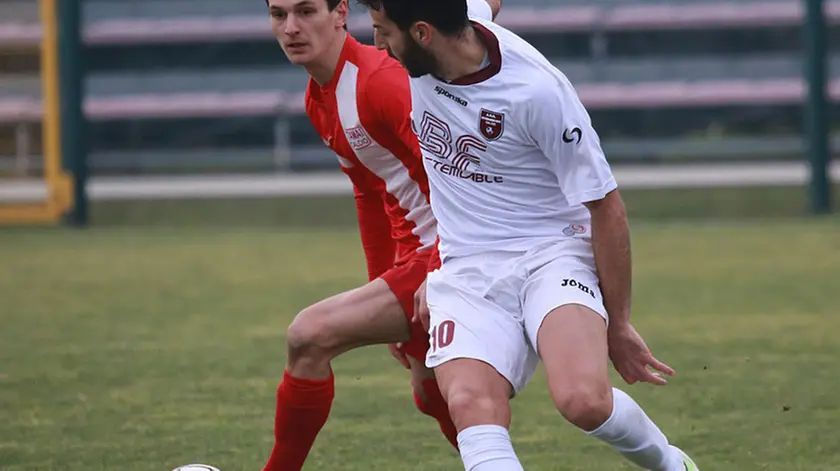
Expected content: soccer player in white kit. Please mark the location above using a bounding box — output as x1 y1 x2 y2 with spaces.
357 0 700 470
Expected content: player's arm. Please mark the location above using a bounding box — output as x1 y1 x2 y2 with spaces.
525 81 627 322
587 189 674 384
583 190 631 326
362 68 438 326
355 67 418 282
528 80 673 384
353 182 397 281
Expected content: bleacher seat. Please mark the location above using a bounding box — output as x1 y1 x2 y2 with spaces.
2 55 837 102
1 0 835 174
0 74 39 98
80 0 794 21
0 0 38 23
83 0 264 21
85 67 309 96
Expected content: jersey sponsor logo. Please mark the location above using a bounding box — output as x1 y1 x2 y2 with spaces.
425 157 504 184
413 111 503 183
561 223 586 236
434 85 468 107
479 108 504 141
562 127 582 144
560 278 597 299
414 111 484 170
345 126 372 150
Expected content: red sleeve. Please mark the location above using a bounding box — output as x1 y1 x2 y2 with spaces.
361 66 418 150
354 183 397 281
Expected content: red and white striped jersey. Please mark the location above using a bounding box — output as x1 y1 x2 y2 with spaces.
305 34 437 281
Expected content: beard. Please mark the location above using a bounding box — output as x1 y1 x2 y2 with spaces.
391 33 439 78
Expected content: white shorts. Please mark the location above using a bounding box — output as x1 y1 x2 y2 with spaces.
424 238 608 395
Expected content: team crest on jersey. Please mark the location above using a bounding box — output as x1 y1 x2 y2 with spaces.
345 126 372 150
478 108 505 141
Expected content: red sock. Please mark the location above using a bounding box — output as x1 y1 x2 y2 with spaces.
414 379 459 450
262 370 335 471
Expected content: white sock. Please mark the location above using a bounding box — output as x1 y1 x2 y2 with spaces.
586 388 684 471
457 425 524 471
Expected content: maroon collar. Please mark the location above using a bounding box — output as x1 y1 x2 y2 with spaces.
448 21 502 86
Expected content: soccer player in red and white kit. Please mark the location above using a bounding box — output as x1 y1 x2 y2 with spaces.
361 0 700 470
258 0 471 469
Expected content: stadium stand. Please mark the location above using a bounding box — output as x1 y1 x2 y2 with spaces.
1 0 838 174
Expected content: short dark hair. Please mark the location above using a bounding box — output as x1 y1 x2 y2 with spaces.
265 0 343 10
356 0 469 36
265 0 347 30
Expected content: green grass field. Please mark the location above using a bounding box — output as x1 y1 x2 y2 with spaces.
1 217 839 470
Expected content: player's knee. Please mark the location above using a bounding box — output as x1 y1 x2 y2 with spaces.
552 383 613 431
285 306 341 363
446 384 509 429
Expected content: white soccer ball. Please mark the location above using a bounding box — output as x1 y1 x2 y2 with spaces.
172 465 220 471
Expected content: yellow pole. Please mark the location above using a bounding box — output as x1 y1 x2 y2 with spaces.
0 0 62 224
39 0 71 218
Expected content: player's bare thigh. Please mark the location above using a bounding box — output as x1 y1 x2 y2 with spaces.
285 278 411 378
423 252 529 431
537 304 613 431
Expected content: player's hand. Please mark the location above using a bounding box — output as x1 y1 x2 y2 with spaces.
388 343 411 369
413 279 431 332
607 322 675 386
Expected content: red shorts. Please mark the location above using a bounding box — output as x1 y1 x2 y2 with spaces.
380 252 431 362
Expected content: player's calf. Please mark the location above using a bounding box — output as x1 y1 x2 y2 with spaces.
262 280 412 471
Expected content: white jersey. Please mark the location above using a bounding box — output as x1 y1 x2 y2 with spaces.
409 1 617 261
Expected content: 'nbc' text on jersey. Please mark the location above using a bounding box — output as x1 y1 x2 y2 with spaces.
408 2 617 261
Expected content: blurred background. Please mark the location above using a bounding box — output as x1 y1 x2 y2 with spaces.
0 0 838 224
1 1 840 470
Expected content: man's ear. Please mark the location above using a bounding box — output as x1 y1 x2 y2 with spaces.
334 0 349 29
411 21 433 46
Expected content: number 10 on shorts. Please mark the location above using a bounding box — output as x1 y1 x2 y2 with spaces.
430 320 455 352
